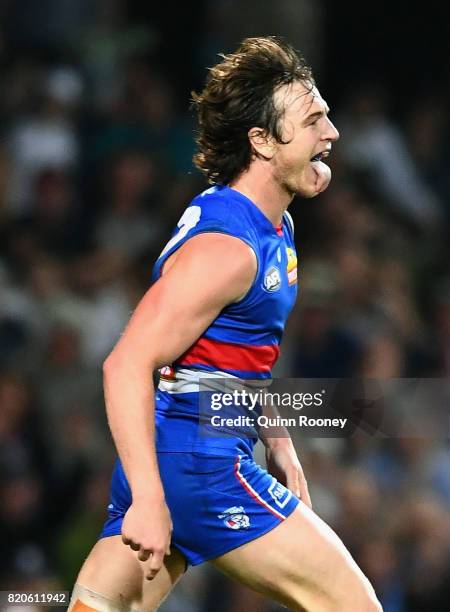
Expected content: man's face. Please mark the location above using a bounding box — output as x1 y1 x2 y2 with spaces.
271 81 339 198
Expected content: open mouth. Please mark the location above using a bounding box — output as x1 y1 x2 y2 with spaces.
310 151 330 162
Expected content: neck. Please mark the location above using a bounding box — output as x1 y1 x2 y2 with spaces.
229 161 293 226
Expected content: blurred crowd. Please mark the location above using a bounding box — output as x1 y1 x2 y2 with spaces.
0 2 449 611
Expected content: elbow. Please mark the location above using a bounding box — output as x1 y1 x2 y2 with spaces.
103 352 118 377
103 350 129 381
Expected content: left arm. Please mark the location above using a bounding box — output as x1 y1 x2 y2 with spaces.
259 402 312 508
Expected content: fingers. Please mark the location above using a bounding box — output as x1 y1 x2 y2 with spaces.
286 469 301 499
122 535 140 550
122 536 171 578
145 549 166 580
299 471 312 510
122 536 151 561
138 548 152 562
286 465 312 509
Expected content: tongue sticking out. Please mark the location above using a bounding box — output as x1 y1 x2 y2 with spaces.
309 155 331 193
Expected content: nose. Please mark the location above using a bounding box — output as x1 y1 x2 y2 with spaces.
323 117 339 142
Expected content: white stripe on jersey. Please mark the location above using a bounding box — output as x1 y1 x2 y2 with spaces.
158 367 238 395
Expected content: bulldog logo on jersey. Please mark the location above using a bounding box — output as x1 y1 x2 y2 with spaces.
264 266 281 292
218 506 250 530
286 247 298 285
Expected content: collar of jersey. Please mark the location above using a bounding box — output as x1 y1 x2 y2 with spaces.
223 185 284 238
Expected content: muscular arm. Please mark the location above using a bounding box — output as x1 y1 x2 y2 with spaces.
102 232 256 575
258 400 312 508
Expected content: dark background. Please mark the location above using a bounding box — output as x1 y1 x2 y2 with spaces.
0 2 448 611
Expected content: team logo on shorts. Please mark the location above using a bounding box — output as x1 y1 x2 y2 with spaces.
263 266 281 292
218 506 250 530
268 479 292 508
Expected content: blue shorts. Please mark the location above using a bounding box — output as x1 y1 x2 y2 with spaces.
100 452 299 566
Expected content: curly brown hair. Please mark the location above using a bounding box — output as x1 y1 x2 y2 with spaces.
192 36 314 185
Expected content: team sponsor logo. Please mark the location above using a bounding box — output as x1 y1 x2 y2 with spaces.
286 247 298 285
264 266 281 292
218 506 250 530
268 478 292 508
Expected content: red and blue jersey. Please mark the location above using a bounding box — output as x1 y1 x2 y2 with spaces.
152 185 298 454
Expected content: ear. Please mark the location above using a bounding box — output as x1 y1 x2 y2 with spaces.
248 127 276 160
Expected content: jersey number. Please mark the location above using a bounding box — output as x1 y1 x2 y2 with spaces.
159 206 202 257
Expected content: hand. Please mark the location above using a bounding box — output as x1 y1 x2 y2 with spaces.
121 496 173 580
265 438 312 509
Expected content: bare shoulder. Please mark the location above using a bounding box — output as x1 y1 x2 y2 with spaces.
108 232 258 367
162 232 257 287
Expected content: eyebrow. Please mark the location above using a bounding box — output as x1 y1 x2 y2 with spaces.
303 106 330 124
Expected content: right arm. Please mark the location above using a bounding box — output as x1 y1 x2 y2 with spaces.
103 232 257 579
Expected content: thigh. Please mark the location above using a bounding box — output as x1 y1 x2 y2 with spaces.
99 453 299 567
211 502 379 612
73 535 186 611
161 452 300 565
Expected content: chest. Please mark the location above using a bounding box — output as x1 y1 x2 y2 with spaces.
256 238 298 323
226 234 298 334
